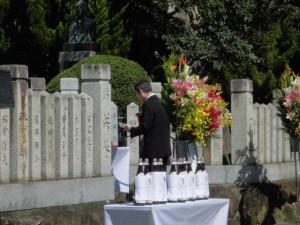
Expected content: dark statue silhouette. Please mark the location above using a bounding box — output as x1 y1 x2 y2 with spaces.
68 0 96 44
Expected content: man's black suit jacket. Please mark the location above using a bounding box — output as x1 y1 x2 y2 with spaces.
130 95 171 159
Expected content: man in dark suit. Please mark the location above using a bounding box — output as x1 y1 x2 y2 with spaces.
124 80 171 170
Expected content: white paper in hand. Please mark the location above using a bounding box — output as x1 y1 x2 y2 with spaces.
119 122 126 128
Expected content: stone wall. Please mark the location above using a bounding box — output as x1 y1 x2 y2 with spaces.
0 66 297 223
0 64 114 212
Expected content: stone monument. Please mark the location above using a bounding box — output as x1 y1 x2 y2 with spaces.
59 0 98 72
0 69 14 108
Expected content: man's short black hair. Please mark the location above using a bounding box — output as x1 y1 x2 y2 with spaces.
134 80 152 93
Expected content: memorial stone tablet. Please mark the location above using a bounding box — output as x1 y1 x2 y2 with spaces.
0 69 14 108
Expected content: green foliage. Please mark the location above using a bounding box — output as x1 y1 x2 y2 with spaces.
0 0 10 53
89 0 111 53
0 0 132 81
85 0 131 55
162 0 300 103
46 55 151 115
122 0 184 78
26 0 56 47
108 3 131 56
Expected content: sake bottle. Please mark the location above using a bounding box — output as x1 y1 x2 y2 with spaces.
185 157 196 201
177 158 187 202
151 158 162 204
195 157 207 200
167 158 179 202
158 158 167 204
134 158 146 205
144 158 152 205
200 157 209 199
136 158 144 175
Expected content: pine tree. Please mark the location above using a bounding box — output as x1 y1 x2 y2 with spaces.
89 0 111 54
0 0 132 80
108 3 131 56
0 0 10 53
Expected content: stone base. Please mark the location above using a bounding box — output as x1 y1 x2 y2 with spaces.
0 176 114 212
1 180 300 225
58 50 97 72
62 43 98 51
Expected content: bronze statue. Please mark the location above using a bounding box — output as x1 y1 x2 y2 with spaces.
68 0 96 43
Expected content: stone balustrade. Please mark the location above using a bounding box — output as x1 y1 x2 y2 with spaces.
0 66 294 212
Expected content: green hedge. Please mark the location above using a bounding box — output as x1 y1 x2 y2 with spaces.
46 55 151 115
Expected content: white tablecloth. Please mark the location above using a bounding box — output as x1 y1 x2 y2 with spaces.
111 147 130 193
104 198 230 225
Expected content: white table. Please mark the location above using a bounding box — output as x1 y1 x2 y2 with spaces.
104 198 230 225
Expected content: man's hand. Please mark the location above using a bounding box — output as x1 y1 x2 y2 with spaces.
123 124 131 132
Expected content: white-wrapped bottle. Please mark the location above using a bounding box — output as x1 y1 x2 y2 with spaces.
151 159 164 204
186 158 196 201
195 157 209 200
144 158 152 204
167 158 179 202
158 158 167 204
134 158 147 205
177 158 187 202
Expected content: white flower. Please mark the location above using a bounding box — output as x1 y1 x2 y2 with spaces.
286 112 295 120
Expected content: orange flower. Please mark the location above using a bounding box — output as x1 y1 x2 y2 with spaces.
178 55 187 66
170 65 177 70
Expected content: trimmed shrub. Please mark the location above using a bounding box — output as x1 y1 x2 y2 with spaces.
47 55 151 115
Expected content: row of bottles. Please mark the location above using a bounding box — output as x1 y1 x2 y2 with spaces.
134 157 209 205
134 158 167 205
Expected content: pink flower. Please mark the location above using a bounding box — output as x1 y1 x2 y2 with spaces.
205 131 211 137
182 81 194 90
284 90 300 108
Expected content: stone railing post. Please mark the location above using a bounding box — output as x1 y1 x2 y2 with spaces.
231 79 254 165
127 102 139 165
203 127 223 165
111 102 118 147
151 82 162 99
81 64 112 176
0 65 29 181
29 77 46 91
60 78 79 95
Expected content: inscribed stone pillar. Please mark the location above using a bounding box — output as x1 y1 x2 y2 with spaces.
41 92 56 179
80 93 93 177
276 112 283 163
81 64 112 176
0 65 29 181
282 132 291 162
28 90 42 180
151 82 162 99
272 90 285 162
231 79 253 165
29 77 46 91
207 127 223 165
268 104 278 163
68 94 82 178
111 102 118 147
60 78 79 95
127 102 139 165
54 93 69 178
0 108 10 182
254 104 264 164
263 104 271 163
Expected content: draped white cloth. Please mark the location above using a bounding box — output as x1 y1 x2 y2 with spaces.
111 147 130 193
104 198 229 225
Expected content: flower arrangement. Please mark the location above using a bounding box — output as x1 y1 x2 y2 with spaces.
277 69 300 138
162 53 232 145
